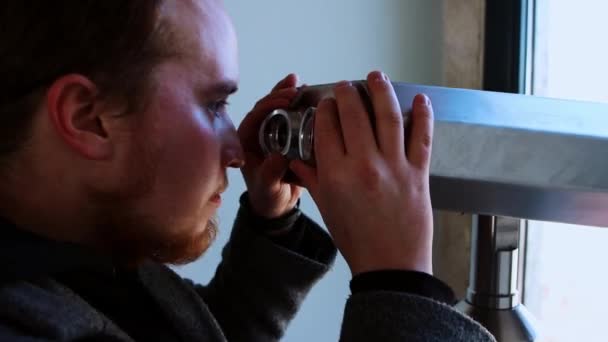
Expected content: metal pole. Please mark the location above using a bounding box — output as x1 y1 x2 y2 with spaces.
455 215 538 341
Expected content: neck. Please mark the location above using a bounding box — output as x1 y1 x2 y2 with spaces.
0 163 96 246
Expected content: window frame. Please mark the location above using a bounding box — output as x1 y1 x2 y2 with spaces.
482 0 535 304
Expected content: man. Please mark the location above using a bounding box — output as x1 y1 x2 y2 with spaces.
0 1 494 341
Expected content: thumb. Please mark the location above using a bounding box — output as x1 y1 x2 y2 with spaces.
289 160 319 197
259 153 290 187
272 73 299 92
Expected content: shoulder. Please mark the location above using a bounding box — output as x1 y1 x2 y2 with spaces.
0 278 127 341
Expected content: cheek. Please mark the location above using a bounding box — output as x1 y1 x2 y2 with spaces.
153 108 222 204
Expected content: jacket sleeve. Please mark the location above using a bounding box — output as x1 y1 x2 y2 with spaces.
339 291 497 342
0 325 54 342
194 194 495 342
195 199 337 342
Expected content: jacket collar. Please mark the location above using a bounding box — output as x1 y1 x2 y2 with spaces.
0 217 115 283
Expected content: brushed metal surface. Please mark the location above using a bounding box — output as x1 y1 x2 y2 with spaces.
290 82 608 227
466 216 521 310
455 301 538 341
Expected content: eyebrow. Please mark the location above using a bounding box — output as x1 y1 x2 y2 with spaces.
207 81 238 96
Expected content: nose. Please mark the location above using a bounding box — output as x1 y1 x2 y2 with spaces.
224 146 245 169
221 122 245 169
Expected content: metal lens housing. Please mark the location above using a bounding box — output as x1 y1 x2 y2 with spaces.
298 107 316 164
259 109 292 156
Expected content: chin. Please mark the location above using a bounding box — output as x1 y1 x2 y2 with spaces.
101 210 219 267
151 214 219 266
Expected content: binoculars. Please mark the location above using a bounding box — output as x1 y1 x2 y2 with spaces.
258 81 377 166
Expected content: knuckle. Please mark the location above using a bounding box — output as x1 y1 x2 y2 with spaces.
411 178 428 195
400 178 426 202
417 105 434 121
420 132 433 149
412 149 431 170
357 161 384 191
254 98 266 110
370 81 396 103
372 78 391 92
275 88 293 97
319 97 338 112
317 98 332 111
381 110 403 126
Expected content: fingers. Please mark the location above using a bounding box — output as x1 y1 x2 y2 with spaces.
241 77 299 137
238 88 298 150
366 71 405 162
244 88 297 124
289 160 319 198
314 98 346 168
272 73 299 92
253 87 299 119
259 153 289 188
333 81 377 155
407 94 434 170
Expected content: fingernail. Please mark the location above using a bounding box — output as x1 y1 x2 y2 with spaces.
318 97 332 107
336 80 352 88
415 94 431 107
370 71 384 83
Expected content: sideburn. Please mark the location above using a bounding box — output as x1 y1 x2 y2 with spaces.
88 130 218 266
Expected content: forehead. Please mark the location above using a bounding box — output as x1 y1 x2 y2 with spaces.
160 0 238 84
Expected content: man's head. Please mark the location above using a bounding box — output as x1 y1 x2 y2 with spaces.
0 0 243 265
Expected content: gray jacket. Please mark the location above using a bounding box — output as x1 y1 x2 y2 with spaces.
0 205 495 341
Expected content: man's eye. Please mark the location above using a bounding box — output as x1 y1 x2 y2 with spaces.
208 100 230 118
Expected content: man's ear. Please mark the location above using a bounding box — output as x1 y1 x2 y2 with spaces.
46 74 113 160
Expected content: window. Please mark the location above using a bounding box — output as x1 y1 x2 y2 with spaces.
523 1 608 341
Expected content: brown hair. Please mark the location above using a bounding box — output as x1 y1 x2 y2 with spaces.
0 1 173 163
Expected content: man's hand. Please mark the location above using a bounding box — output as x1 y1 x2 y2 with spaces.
290 71 435 276
238 74 302 219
